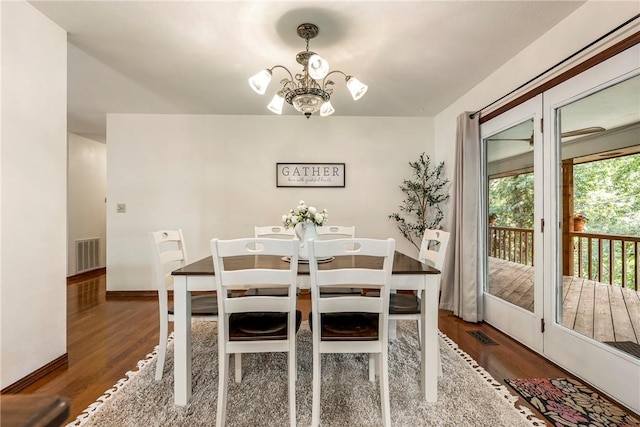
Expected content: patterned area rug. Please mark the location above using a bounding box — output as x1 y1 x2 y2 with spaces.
506 378 640 427
67 321 545 426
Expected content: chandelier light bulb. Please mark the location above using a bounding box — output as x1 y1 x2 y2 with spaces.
346 76 368 101
320 101 335 117
267 93 285 114
248 69 272 95
308 54 329 79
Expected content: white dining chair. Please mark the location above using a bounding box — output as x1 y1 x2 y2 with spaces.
149 229 219 381
211 237 301 427
308 238 395 427
389 229 450 377
230 223 296 381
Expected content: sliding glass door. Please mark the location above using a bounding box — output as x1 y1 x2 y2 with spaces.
543 45 640 414
480 96 544 353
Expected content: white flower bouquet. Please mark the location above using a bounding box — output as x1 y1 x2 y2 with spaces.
282 200 328 228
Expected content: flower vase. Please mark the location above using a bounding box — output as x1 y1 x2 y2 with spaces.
294 222 318 260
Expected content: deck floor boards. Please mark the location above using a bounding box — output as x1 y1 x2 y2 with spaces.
574 280 596 338
562 276 581 330
593 283 615 342
488 257 639 346
609 286 637 342
624 289 640 342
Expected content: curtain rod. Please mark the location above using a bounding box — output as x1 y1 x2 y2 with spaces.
469 13 640 119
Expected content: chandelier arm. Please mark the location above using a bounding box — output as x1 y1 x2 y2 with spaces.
268 65 295 83
322 70 348 87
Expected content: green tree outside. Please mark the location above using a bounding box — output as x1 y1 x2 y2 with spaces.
488 173 534 228
574 154 640 237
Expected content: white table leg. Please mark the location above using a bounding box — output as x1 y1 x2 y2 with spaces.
388 289 397 340
388 319 397 340
174 276 192 405
421 274 440 402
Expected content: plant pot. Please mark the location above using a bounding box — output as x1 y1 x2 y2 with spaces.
574 221 586 232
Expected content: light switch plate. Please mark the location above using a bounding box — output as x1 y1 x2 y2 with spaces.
116 203 126 213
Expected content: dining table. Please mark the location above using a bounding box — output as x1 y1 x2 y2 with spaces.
171 250 441 406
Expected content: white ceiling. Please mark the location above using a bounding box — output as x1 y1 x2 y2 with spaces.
29 0 588 143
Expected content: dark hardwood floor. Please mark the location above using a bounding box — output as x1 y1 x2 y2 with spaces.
13 270 633 424
18 271 161 423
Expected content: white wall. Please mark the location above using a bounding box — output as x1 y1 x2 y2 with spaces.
106 114 433 291
68 133 107 276
0 1 67 388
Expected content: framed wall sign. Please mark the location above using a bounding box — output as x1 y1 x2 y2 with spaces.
276 163 345 188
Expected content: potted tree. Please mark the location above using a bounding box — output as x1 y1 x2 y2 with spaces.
389 153 450 251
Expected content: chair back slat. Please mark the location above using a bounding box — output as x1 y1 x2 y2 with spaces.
314 269 387 286
225 296 291 314
310 238 392 259
419 229 450 270
159 249 184 265
217 237 296 257
318 296 383 314
316 225 356 240
219 269 293 287
151 229 183 244
254 225 295 239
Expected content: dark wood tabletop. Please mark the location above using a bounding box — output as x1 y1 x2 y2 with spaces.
172 251 439 276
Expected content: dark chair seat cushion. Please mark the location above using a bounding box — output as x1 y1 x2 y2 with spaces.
229 310 302 341
389 293 420 315
308 312 379 341
168 294 218 316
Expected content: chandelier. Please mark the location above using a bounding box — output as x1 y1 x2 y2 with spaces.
248 23 368 119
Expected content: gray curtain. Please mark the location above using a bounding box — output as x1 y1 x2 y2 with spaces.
439 112 482 322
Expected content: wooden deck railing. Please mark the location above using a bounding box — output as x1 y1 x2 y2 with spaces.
571 231 639 289
489 226 639 290
489 226 534 266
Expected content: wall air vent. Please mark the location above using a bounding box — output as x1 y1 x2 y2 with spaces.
76 238 100 274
